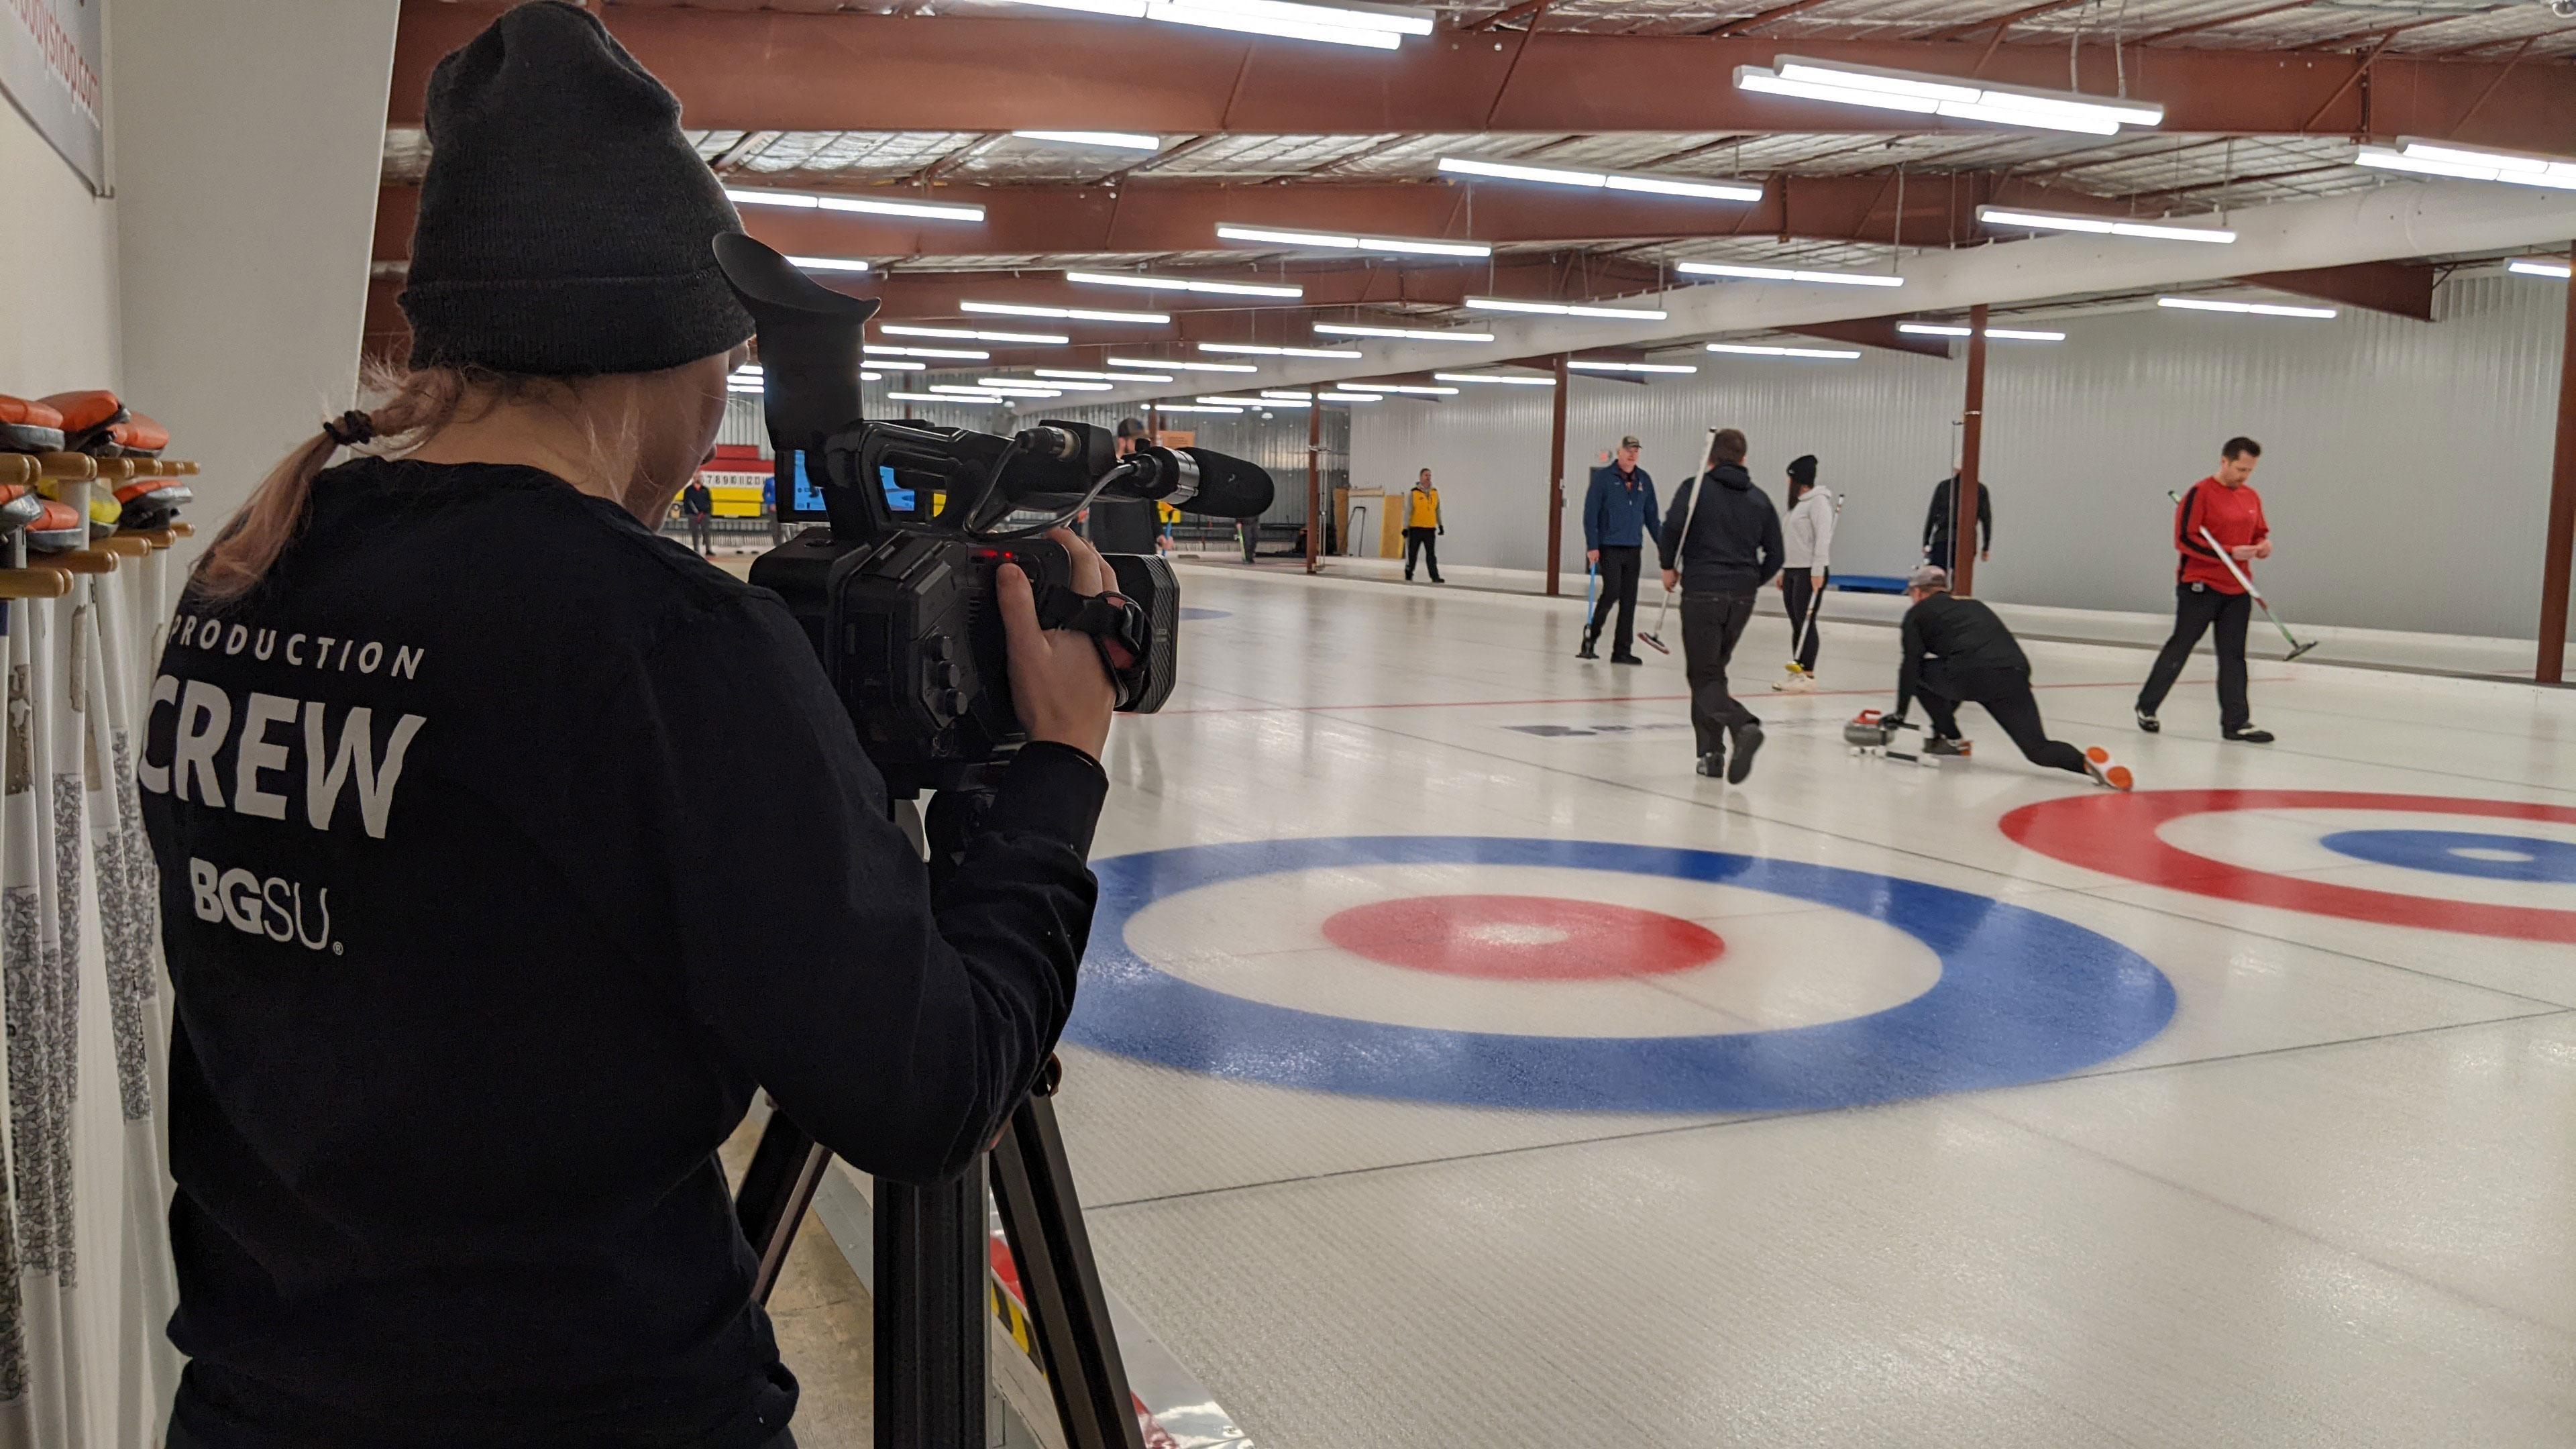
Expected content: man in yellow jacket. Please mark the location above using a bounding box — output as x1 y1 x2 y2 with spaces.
1404 468 1446 584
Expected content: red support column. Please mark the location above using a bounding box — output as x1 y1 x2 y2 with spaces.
1953 302 1989 598
2540 256 2576 684
1547 353 1570 598
1306 400 1322 575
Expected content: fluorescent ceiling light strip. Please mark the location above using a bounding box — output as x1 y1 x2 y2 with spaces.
1752 58 2161 132
881 325 1070 345
1352 383 1458 395
1313 323 1496 342
1736 68 1941 116
865 359 928 371
726 384 763 394
1106 356 1258 372
1976 206 2234 244
786 255 871 273
1676 261 1904 288
1034 368 1177 381
2358 140 2576 192
935 384 1057 397
725 187 983 222
988 377 1112 391
1436 156 1759 203
861 372 883 381
1894 323 2065 341
1067 270 1304 298
1434 372 1554 386
1464 296 1668 320
1705 342 1860 360
1214 394 1305 407
1935 99 2118 136
1154 403 1246 414
2508 259 2573 279
1144 5 1401 47
1197 342 1365 358
2156 297 2337 319
961 301 1170 325
1165 0 1431 37
1010 129 1161 152
888 391 998 403
866 344 989 360
1217 224 1490 258
1564 360 1697 374
1316 391 1381 402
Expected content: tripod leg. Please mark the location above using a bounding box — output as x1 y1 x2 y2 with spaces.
876 1163 989 1449
990 1093 1148 1449
736 1109 832 1304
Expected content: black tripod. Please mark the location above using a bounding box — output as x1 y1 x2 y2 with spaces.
732 794 1146 1449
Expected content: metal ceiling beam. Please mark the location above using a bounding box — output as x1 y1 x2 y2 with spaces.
1921 1 2092 44
2237 261 2436 320
1783 318 1953 358
388 3 2576 154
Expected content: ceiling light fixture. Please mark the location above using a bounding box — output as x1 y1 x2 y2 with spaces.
1218 224 1491 258
935 383 1059 398
2155 297 2338 319
2508 258 2573 279
881 324 1071 345
1465 296 1670 321
861 359 928 371
1316 391 1383 402
861 372 883 381
1010 129 1162 152
1313 322 1497 342
866 344 991 360
1152 402 1248 414
987 377 1112 392
1433 371 1555 386
1676 260 1904 288
1978 206 2235 244
1895 323 2067 341
1106 356 1259 373
1348 382 1458 395
1564 360 1698 374
1223 394 1307 407
725 187 985 222
1734 55 2163 136
1066 270 1305 298
961 300 1171 325
1198 342 1365 358
1436 156 1762 203
888 391 1000 404
1036 367 1179 382
1000 0 1434 51
1705 342 1862 360
2354 138 2576 191
786 255 872 274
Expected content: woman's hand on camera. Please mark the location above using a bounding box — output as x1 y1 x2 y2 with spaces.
998 527 1116 761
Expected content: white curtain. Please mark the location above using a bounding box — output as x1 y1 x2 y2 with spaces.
0 554 183 1446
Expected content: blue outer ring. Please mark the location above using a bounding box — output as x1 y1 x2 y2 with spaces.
1065 836 2178 1113
2319 828 2576 885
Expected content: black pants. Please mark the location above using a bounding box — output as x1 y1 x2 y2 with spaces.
1587 545 1642 653
1680 592 1759 757
686 515 712 553
1781 569 1827 673
1404 527 1442 580
1919 663 2088 775
2138 582 2253 731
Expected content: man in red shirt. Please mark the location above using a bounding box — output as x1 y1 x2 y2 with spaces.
2137 436 2274 743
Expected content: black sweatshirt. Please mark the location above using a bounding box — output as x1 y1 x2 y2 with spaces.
1894 592 2031 719
140 459 1106 1449
1656 462 1783 596
1921 475 1992 555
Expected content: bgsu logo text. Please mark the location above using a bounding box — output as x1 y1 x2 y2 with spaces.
189 859 338 954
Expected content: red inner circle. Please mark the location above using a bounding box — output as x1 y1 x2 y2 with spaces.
1320 894 1725 980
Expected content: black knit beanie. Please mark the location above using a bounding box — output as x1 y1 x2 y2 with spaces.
1786 454 1819 487
400 1 754 376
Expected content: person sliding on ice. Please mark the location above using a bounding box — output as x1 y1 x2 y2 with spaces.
1403 467 1445 582
1774 453 1833 691
1580 434 1658 662
1888 566 2130 790
2137 436 2275 743
1922 470 1991 570
1659 428 1780 783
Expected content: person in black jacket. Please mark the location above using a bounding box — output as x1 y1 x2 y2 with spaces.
1657 427 1782 782
138 9 1117 1448
1922 472 1992 571
680 475 714 555
1889 566 2127 789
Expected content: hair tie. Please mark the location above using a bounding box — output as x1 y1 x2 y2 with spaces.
322 410 376 448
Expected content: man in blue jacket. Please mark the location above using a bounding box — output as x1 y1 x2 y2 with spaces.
1580 434 1660 663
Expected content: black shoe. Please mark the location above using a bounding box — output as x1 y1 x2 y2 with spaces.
2224 727 2275 745
1925 736 1972 758
2135 708 2160 734
1725 724 1764 784
1610 653 1644 665
1403 572 1415 582
1430 576 1445 584
1695 752 1724 778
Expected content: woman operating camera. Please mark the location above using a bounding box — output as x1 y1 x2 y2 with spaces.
139 7 1114 1447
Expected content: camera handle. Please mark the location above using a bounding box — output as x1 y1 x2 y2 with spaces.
733 794 1146 1449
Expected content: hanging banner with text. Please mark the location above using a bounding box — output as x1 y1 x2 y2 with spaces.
2 0 105 192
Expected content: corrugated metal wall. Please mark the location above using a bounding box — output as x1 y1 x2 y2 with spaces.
1354 274 2571 640
721 392 1343 528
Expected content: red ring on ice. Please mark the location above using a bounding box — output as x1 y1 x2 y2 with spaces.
1320 894 1725 980
2000 790 2576 943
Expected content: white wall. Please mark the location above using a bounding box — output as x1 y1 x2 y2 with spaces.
1354 273 2572 642
108 0 401 561
1 97 119 394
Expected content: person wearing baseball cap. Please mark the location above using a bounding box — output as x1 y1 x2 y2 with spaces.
1580 434 1660 662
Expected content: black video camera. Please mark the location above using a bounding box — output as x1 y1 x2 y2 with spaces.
713 235 1275 794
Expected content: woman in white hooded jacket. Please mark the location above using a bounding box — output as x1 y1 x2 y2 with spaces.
1776 453 1834 690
